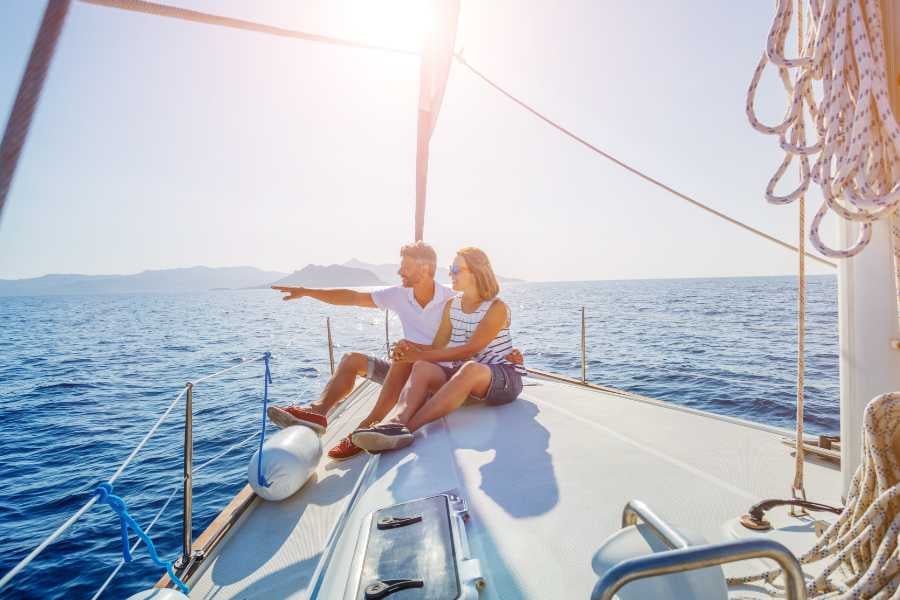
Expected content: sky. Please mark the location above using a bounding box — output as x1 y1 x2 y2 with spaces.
0 0 836 282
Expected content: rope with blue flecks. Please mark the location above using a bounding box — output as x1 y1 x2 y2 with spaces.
738 1 900 597
746 0 900 330
791 0 809 515
728 392 900 598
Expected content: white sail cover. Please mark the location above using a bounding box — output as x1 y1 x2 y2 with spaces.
415 0 460 241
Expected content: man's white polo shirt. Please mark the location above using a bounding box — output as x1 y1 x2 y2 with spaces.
371 283 456 345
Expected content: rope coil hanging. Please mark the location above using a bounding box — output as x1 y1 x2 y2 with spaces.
746 0 900 325
792 0 809 512
736 1 900 595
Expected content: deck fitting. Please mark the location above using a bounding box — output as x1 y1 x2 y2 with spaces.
740 513 772 530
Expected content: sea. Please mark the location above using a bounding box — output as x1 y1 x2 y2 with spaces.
0 275 839 599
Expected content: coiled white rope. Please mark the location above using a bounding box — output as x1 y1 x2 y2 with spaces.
747 0 900 325
737 2 900 596
729 392 900 598
748 0 900 253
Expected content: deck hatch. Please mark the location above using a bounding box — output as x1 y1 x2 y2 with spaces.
358 494 461 599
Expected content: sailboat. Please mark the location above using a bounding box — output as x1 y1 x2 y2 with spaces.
1 0 899 598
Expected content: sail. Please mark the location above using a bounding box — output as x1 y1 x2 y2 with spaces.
414 0 460 241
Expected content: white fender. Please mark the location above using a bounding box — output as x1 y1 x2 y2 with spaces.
248 426 322 501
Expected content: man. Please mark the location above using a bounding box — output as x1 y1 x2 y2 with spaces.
270 242 521 460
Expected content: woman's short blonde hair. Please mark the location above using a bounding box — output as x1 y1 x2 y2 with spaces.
457 247 500 301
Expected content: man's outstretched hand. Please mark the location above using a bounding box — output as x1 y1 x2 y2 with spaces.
272 285 307 301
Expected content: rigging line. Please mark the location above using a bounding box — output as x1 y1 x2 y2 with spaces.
0 386 187 591
453 53 837 269
192 353 267 385
78 0 417 56
93 426 263 600
1 351 272 590
193 430 259 475
89 483 181 600
0 352 271 590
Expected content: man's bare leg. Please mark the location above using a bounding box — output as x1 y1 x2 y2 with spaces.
353 361 414 428
303 352 369 416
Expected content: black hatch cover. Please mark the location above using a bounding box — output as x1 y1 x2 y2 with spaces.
359 494 460 599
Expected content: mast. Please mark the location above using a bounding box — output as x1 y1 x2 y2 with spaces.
0 0 71 224
414 0 460 241
838 0 900 493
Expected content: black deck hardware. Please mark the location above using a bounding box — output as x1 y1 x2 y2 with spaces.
740 498 843 530
377 515 423 530
358 494 462 599
365 579 425 599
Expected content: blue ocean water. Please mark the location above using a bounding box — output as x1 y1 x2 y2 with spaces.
0 276 838 598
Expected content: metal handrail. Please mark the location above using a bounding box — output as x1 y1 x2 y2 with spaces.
621 499 689 550
178 383 194 568
594 499 806 600
592 537 806 600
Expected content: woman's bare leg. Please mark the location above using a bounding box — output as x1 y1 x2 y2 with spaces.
406 362 491 432
388 361 447 425
356 361 413 427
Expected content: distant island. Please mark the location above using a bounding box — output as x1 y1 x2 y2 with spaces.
0 260 523 296
269 264 385 288
0 266 288 296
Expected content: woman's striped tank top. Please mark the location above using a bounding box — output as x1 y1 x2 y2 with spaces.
446 296 526 375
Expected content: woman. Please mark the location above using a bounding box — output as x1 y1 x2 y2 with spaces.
351 247 525 452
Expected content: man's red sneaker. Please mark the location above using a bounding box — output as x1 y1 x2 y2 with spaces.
327 436 363 461
266 405 327 433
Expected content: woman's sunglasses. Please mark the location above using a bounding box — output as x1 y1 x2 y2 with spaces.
448 265 467 275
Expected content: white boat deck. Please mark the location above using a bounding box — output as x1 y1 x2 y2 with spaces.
186 374 841 599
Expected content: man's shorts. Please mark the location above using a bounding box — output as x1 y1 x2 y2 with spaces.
439 363 523 406
364 355 391 384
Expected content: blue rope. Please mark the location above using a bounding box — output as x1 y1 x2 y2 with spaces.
256 352 273 488
95 483 190 594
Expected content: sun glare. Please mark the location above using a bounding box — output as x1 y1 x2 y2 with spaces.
339 0 435 51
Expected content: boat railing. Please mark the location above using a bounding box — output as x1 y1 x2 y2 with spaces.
620 500 689 550
0 352 273 598
593 499 806 600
